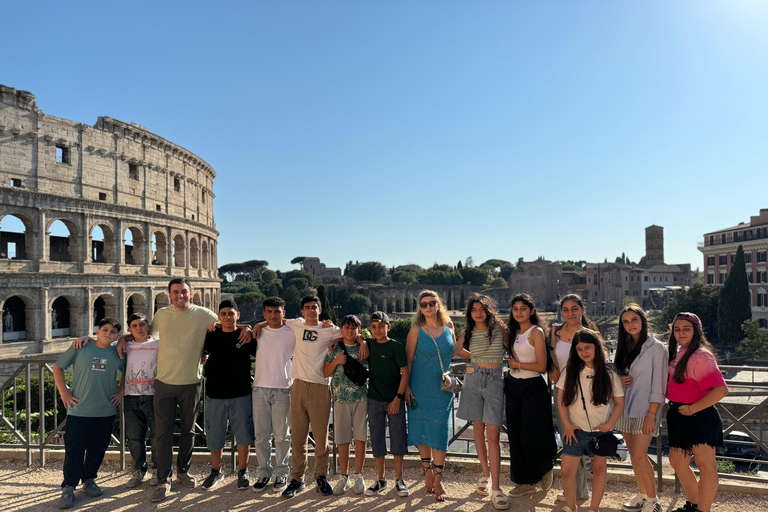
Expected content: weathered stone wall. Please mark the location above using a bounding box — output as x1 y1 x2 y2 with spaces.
0 84 221 357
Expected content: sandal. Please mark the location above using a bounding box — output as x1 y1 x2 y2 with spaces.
421 457 434 494
492 489 510 510
477 473 491 496
433 464 447 502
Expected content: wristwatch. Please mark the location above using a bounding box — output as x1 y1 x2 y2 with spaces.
396 393 405 400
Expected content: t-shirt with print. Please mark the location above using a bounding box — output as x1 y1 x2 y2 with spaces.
55 343 126 418
203 328 257 399
367 338 407 402
253 325 295 389
557 366 624 432
325 343 368 403
666 348 726 403
286 318 341 385
125 337 159 396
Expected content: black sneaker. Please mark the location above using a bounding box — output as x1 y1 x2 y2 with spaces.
365 478 387 496
282 479 305 498
273 476 288 493
252 477 270 493
237 469 250 490
395 477 409 497
202 469 224 490
672 502 698 512
316 475 332 496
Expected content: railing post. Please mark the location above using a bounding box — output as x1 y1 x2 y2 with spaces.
120 401 126 470
25 364 32 467
39 364 46 467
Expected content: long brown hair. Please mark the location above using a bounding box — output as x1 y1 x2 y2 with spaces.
560 329 614 408
462 293 507 351
554 293 598 338
668 317 715 384
615 304 650 376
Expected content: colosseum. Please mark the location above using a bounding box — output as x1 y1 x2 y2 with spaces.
0 84 220 356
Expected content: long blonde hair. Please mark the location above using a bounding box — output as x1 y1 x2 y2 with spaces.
412 289 451 326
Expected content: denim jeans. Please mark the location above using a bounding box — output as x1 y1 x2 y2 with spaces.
124 395 157 471
252 387 291 479
62 415 115 488
553 385 591 496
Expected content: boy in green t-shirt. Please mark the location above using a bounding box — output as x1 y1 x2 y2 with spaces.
323 315 368 495
53 318 126 509
365 311 410 497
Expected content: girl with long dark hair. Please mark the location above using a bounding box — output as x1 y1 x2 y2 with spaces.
557 329 624 512
504 293 556 499
666 313 728 512
614 304 667 512
455 294 509 509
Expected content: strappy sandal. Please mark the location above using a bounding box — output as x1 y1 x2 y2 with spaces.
433 464 447 502
492 489 510 510
421 457 434 494
477 473 491 496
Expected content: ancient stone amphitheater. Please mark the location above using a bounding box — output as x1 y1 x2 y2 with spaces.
0 84 220 356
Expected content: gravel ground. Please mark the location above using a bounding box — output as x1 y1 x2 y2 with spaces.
1 460 765 512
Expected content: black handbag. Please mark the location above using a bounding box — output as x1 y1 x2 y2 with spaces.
341 344 369 387
577 376 620 458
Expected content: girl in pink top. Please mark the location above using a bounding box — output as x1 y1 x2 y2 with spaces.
665 312 728 512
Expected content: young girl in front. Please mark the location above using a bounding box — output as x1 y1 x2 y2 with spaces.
505 293 556 499
455 294 508 509
666 313 728 512
557 329 624 512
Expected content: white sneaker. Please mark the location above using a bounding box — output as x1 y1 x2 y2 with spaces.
623 494 646 512
352 474 366 495
333 475 352 495
640 499 662 512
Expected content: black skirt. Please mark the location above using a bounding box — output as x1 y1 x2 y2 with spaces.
666 401 723 455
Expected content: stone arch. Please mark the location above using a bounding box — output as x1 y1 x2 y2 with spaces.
48 219 79 262
0 213 31 260
204 292 211 309
126 292 148 318
90 222 116 264
151 231 167 266
190 237 199 269
201 240 209 270
123 225 146 266
2 294 31 342
50 294 82 338
92 293 118 333
154 292 170 313
192 292 202 306
173 234 185 268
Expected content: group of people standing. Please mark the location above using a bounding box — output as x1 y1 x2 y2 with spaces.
52 280 729 512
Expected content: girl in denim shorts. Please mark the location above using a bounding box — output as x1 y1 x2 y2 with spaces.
455 294 509 510
556 330 624 512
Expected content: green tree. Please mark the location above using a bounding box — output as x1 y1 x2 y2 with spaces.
404 296 411 312
718 245 752 345
395 299 401 312
281 286 303 317
317 285 337 323
739 320 768 360
460 266 488 286
351 261 387 283
652 284 721 340
459 289 466 308
446 290 452 310
390 318 412 342
393 270 418 284
489 277 508 288
290 256 306 267
341 294 372 317
457 260 463 270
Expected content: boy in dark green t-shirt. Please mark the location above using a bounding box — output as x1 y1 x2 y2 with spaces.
365 312 410 497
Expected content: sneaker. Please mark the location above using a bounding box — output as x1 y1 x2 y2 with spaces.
559 492 590 502
282 479 305 498
510 484 537 497
176 471 196 488
641 499 662 512
202 469 224 490
395 477 409 497
82 479 103 497
672 501 698 512
539 469 553 491
623 494 646 512
352 474 366 495
365 478 387 496
151 483 169 502
252 477 270 493
125 469 146 488
273 476 288 493
58 486 75 509
149 469 160 486
237 469 250 490
333 475 351 495
316 475 333 496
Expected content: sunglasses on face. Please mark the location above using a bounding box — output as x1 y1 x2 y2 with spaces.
419 300 437 309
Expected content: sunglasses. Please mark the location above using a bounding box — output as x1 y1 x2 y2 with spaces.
419 300 437 309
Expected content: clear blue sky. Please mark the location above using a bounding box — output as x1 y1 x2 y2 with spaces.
3 1 767 272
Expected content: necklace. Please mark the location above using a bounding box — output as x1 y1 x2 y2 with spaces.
560 324 578 342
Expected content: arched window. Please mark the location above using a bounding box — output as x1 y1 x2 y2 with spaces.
0 215 28 260
152 232 167 265
124 227 145 266
2 296 27 341
51 297 72 338
49 220 74 262
173 235 185 268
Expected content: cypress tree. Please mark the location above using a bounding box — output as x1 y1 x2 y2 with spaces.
446 290 452 310
317 285 337 323
460 289 466 308
717 245 752 345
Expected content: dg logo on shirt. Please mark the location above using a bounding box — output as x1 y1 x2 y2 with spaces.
302 330 319 342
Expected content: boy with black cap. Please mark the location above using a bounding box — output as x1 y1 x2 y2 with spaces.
365 311 410 497
201 300 257 491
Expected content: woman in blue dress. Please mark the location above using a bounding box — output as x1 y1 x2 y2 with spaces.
406 289 459 502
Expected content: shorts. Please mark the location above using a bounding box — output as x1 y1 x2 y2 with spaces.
368 398 408 458
456 364 504 427
205 395 255 451
333 400 368 445
561 429 602 458
667 402 723 455
616 414 661 436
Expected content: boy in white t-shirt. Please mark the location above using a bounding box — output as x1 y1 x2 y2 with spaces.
123 313 160 488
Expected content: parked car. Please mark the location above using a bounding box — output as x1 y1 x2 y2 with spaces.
718 431 763 460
